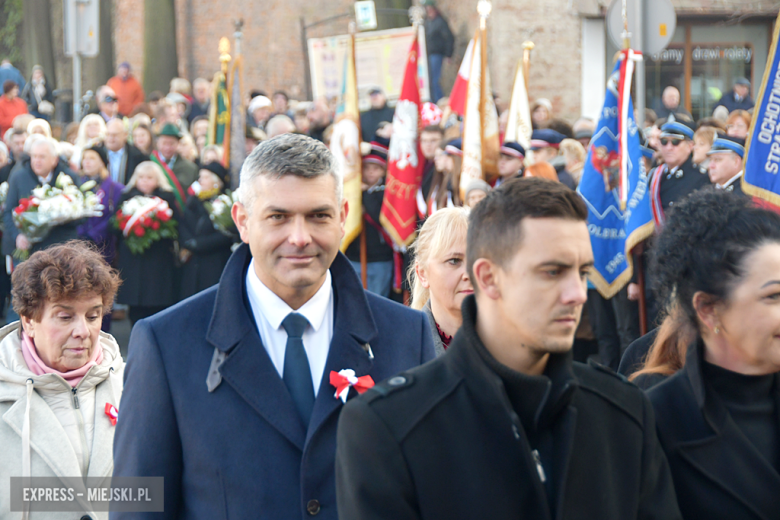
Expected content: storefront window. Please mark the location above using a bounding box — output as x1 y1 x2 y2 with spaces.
608 20 771 122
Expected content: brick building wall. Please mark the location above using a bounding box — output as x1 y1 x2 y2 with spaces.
111 0 777 122
113 0 586 119
114 0 355 98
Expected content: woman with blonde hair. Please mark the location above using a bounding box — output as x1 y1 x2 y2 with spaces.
559 138 586 186
73 114 107 166
116 162 179 325
408 207 472 356
177 133 199 163
200 144 224 166
124 161 173 193
26 118 52 138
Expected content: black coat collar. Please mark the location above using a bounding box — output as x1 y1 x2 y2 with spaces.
675 338 780 519
448 296 578 433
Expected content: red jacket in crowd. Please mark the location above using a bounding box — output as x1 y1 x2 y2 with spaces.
0 95 28 135
107 74 145 117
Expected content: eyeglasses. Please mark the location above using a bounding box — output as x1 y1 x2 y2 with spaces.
660 138 683 147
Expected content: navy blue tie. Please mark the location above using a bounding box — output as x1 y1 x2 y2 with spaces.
282 313 315 426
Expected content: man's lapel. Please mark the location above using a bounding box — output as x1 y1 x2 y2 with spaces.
307 253 377 441
206 244 307 450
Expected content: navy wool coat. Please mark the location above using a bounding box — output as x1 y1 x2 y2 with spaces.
111 243 435 520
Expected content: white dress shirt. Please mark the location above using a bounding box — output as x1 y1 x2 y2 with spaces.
245 258 334 396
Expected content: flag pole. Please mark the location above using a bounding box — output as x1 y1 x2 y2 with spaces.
349 19 368 290
477 0 492 183
522 41 534 93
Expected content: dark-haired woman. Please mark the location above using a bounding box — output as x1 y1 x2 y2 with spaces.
179 162 235 299
78 145 124 332
637 189 780 519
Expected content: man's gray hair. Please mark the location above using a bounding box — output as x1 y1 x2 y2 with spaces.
237 133 342 210
30 137 59 158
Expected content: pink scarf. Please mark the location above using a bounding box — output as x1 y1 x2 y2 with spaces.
20 330 103 387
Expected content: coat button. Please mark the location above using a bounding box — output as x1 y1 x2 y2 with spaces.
306 499 321 515
388 376 406 386
81 516 93 520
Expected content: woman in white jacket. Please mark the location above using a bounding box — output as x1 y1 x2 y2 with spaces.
0 241 123 520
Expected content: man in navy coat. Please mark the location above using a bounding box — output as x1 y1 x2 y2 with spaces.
111 133 435 519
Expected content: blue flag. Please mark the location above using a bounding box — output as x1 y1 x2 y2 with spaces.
744 15 780 211
577 61 654 298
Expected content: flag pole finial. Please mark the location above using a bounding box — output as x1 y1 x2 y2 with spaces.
522 41 534 92
477 0 492 29
218 37 231 74
409 3 425 26
621 0 631 49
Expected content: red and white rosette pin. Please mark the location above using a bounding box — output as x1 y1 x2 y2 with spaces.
329 369 375 403
105 403 118 426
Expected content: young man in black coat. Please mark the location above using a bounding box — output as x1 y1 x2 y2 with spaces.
336 177 682 520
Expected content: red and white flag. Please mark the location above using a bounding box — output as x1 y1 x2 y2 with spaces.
381 35 424 247
448 37 475 117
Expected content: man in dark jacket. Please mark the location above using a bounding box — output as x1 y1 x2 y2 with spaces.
112 134 435 520
423 0 454 103
714 77 754 114
104 119 147 184
360 88 395 142
336 177 681 520
2 137 81 259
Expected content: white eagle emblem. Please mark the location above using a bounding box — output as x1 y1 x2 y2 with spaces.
389 100 419 170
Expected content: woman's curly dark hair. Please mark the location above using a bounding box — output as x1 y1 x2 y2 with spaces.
11 241 121 321
630 190 780 381
651 188 780 325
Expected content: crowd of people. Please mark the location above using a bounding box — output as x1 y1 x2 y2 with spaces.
0 2 777 516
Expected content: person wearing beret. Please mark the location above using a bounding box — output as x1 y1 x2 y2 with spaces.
151 123 199 211
179 161 236 300
529 129 576 189
494 141 525 188
707 136 745 195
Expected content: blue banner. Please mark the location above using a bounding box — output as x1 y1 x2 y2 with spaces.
577 61 654 298
744 15 780 210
